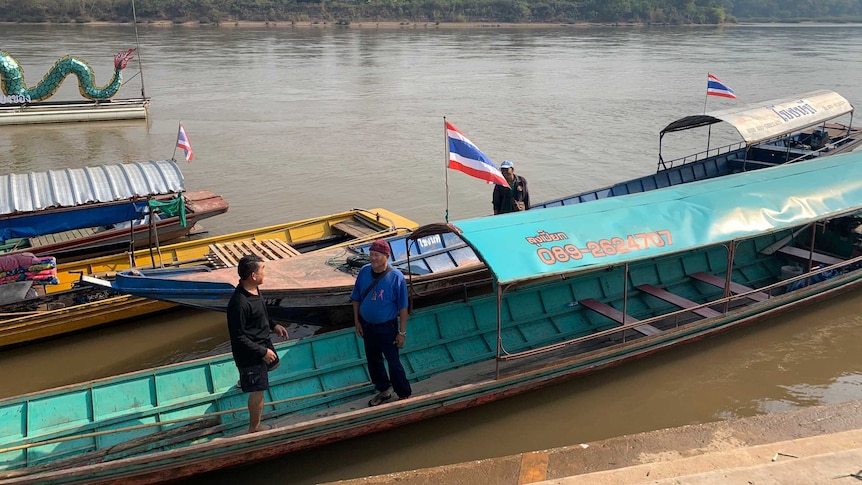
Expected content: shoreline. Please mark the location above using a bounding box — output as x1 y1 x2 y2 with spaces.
0 20 715 29
3 19 855 30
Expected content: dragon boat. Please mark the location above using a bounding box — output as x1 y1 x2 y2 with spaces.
93 90 862 325
0 208 417 349
0 49 148 125
8 150 862 483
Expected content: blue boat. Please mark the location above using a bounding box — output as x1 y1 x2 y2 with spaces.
0 160 229 262
83 91 862 324
536 89 860 208
10 150 862 483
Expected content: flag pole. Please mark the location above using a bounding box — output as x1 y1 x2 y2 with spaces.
703 74 711 155
171 121 181 161
443 116 450 223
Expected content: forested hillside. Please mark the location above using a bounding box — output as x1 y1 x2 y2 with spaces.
1 0 861 25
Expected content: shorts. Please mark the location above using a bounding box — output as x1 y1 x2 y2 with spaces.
238 361 270 392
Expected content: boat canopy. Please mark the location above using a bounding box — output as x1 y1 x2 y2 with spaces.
453 150 862 285
0 160 184 241
660 90 853 145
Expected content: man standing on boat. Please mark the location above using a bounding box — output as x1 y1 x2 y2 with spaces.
492 160 530 215
351 239 412 406
227 254 289 433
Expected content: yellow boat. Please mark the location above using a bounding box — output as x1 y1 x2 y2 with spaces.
51 208 416 291
0 208 417 349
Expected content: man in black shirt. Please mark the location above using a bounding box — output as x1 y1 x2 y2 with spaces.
492 160 530 214
227 254 289 433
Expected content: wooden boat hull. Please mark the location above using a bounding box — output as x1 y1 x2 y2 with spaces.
4 225 862 484
102 235 489 325
0 209 417 349
50 207 416 293
106 263 493 325
20 190 229 263
0 295 174 349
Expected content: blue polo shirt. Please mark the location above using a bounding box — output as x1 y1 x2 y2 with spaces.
350 264 408 324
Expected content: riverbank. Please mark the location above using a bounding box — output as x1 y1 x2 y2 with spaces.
325 399 862 484
0 20 611 29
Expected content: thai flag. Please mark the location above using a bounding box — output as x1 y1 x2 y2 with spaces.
707 73 736 99
176 123 194 162
446 121 507 186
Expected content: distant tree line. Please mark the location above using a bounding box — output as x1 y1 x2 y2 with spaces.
1 0 861 25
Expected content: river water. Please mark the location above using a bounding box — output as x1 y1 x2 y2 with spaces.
1 23 862 484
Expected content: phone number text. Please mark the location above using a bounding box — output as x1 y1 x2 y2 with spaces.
536 230 674 265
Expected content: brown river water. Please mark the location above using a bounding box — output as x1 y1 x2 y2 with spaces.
1 23 862 484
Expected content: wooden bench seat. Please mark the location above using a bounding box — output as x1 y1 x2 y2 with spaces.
776 246 845 267
578 298 662 336
635 284 722 318
689 272 769 302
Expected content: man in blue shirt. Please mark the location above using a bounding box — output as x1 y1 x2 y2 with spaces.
351 239 412 406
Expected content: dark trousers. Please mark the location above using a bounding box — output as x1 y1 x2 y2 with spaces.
362 320 411 398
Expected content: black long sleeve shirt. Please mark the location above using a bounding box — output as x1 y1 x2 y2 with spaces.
226 285 275 367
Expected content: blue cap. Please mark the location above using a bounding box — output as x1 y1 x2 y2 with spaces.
500 160 514 169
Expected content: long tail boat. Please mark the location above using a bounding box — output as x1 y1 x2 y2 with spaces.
7 149 862 483
0 208 417 349
97 91 862 325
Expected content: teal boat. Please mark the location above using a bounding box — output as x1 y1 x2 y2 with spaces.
92 91 862 326
6 151 862 483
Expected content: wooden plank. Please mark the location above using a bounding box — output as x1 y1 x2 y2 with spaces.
259 239 299 258
208 243 238 267
207 239 301 268
690 272 769 302
636 284 722 318
332 219 377 239
776 246 844 267
237 240 265 260
269 239 301 257
578 298 661 336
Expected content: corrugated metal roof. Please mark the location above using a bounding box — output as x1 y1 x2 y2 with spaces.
0 160 185 216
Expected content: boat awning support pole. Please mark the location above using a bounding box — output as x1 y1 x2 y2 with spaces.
706 125 712 158
658 132 666 171
805 222 822 287
621 263 630 342
722 241 737 314
406 239 415 312
147 199 157 268
495 283 503 380
129 212 136 262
